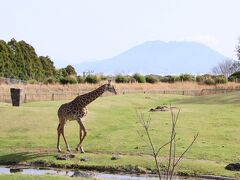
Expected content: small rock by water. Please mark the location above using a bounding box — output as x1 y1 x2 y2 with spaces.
149 105 169 112
225 163 240 171
10 167 23 173
56 154 75 160
80 157 90 162
71 171 94 178
111 154 121 160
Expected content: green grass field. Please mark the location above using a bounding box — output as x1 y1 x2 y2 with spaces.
0 92 240 178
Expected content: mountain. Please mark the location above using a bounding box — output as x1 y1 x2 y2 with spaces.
75 41 227 75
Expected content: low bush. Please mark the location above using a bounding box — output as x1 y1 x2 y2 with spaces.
28 79 38 84
133 73 146 83
196 74 227 85
85 74 101 84
44 77 56 84
179 74 195 81
77 76 85 83
59 76 77 84
115 74 130 83
160 75 176 83
228 71 240 82
145 75 159 84
215 75 227 84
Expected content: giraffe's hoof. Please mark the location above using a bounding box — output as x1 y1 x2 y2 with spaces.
58 149 61 153
80 147 85 153
76 147 79 151
67 148 71 152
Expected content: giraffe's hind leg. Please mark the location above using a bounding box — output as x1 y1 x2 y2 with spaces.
57 121 70 152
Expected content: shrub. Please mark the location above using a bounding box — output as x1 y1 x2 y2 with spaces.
228 71 240 82
133 73 146 83
197 74 227 85
204 77 216 85
115 74 130 83
160 75 176 83
215 75 227 84
99 74 108 81
174 76 180 82
196 75 204 83
59 77 77 84
85 74 101 84
28 79 38 84
179 74 195 81
77 76 85 83
44 77 56 84
196 75 214 85
145 75 159 84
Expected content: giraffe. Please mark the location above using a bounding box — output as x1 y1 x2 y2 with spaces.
57 80 117 153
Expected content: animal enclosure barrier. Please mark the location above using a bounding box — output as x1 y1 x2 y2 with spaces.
0 88 240 103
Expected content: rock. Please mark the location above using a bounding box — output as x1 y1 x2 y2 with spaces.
80 157 90 162
225 163 240 171
56 154 75 160
149 105 169 112
10 167 23 173
111 154 121 160
71 171 94 178
68 154 75 158
32 160 48 167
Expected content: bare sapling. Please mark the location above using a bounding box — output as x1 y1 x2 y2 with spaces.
137 107 198 180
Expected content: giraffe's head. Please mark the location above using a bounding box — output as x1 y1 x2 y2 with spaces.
105 80 117 95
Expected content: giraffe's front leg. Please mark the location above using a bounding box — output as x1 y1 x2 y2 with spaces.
57 123 62 152
76 129 85 153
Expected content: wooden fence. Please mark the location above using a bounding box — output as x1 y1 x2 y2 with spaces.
0 88 240 103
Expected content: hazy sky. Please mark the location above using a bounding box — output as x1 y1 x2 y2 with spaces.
1 0 240 67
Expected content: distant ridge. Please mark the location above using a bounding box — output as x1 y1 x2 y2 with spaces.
75 41 227 75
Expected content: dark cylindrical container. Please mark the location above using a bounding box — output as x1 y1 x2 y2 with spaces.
10 88 23 106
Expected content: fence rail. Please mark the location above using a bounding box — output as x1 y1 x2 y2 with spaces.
0 88 240 103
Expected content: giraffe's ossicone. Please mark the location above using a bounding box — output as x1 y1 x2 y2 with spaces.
57 80 117 153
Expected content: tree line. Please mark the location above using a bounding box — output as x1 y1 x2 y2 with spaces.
0 38 56 81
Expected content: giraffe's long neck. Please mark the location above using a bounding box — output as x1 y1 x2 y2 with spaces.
73 84 106 107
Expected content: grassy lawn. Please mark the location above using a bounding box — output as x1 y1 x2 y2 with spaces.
0 92 240 178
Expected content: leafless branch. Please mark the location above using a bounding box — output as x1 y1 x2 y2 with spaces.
136 107 198 180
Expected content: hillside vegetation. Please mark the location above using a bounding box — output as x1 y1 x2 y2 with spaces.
0 39 56 81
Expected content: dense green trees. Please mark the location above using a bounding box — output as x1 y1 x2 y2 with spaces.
0 39 56 81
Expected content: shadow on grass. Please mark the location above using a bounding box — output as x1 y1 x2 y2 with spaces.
0 152 52 165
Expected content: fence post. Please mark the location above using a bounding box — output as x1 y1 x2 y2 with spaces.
24 94 27 103
51 93 54 101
